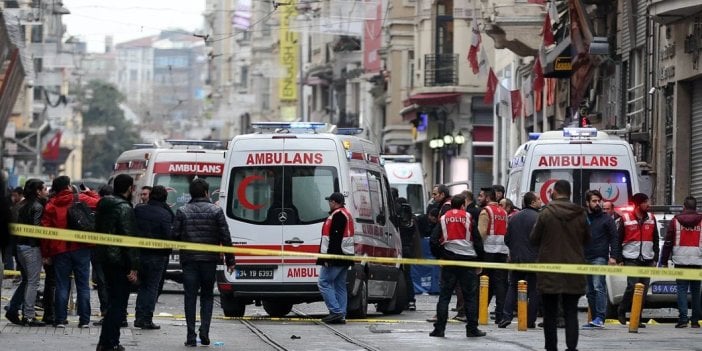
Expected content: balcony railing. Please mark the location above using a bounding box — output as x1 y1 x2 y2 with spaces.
424 53 458 87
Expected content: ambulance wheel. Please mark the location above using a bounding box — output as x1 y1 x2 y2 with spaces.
263 301 293 317
378 272 408 315
347 280 368 319
220 293 246 317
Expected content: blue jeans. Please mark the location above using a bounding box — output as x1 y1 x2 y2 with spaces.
318 265 348 316
16 245 42 319
434 266 478 332
98 264 131 348
7 251 26 314
135 255 168 322
676 279 701 323
53 248 92 325
182 261 217 342
585 257 608 321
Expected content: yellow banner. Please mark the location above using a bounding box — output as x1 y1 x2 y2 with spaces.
278 1 298 101
8 223 702 280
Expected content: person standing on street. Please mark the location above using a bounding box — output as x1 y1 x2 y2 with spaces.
0 175 12 307
138 186 151 205
659 196 702 328
429 195 486 338
530 180 589 351
499 192 541 329
478 186 509 324
95 174 140 351
6 179 47 326
173 179 235 347
396 198 422 311
617 193 659 327
317 192 355 324
582 190 620 328
41 176 100 328
133 185 173 329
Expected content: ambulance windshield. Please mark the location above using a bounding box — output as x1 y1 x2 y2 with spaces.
154 174 223 210
530 169 631 207
227 166 338 225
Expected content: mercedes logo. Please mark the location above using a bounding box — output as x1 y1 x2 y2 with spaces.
278 211 288 222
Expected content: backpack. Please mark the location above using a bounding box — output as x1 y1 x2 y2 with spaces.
67 189 95 231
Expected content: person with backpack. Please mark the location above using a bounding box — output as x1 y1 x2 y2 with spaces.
41 176 100 328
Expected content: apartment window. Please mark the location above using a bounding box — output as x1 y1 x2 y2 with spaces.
130 69 137 82
31 25 43 43
436 0 454 54
33 58 42 73
33 87 42 101
261 78 270 110
240 66 248 88
408 50 415 89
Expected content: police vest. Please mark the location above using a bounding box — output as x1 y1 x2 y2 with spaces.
671 217 702 266
320 207 355 255
621 212 656 260
440 209 476 257
483 204 509 254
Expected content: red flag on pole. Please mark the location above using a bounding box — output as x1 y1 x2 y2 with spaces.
510 90 523 122
542 12 554 46
42 130 62 161
484 68 498 104
467 14 481 74
533 45 545 92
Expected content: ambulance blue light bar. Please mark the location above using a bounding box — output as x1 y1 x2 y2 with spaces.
336 128 364 135
251 122 328 132
563 128 597 138
528 133 541 140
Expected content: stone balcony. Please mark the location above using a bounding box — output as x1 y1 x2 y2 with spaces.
481 0 545 57
650 0 702 24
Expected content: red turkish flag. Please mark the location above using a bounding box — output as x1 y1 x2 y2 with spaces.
511 90 522 121
42 130 62 161
467 14 481 74
533 46 545 92
484 68 498 104
542 12 554 46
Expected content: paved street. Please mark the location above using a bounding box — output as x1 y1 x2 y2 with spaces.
2 279 702 350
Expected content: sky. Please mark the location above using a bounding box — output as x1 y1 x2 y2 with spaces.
63 1 206 53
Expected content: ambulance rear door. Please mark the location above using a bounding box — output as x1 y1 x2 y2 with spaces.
528 142 635 206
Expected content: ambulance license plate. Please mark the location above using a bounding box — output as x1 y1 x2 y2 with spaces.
236 266 275 280
651 283 677 294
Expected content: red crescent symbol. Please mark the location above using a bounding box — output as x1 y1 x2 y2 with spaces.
237 175 265 210
600 185 620 203
539 179 558 205
392 169 413 180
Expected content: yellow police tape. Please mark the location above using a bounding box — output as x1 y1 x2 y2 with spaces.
8 223 702 280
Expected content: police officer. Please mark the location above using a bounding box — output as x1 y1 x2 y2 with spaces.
660 196 702 328
478 187 509 324
617 193 659 327
429 195 485 338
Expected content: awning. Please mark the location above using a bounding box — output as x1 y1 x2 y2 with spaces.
406 92 461 106
399 103 419 121
650 0 702 24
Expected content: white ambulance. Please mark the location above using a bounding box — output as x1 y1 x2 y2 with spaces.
381 155 427 215
216 122 406 318
109 140 227 281
506 128 677 315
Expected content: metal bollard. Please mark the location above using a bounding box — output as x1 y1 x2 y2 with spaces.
479 275 489 325
629 283 646 333
517 280 527 331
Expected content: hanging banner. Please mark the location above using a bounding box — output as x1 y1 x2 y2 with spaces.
279 1 298 101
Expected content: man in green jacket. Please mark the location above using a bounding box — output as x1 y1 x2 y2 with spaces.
95 174 140 351
530 180 590 351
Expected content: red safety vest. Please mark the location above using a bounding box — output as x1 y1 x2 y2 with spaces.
483 204 509 254
671 217 702 266
320 207 355 255
440 209 476 257
621 211 656 260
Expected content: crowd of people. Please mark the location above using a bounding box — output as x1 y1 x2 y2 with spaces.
3 171 702 351
0 174 234 350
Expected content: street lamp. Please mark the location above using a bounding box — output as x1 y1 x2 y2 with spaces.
443 133 454 145
454 131 466 145
429 136 444 149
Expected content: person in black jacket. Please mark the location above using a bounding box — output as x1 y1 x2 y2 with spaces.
6 179 47 326
499 191 541 329
582 190 620 328
173 179 235 347
95 174 140 351
1 176 15 322
133 185 173 329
